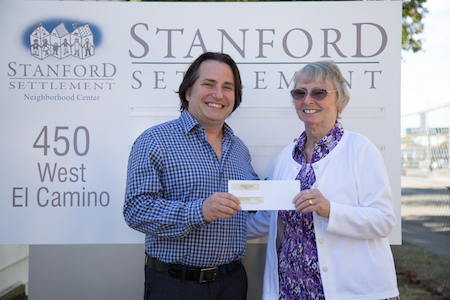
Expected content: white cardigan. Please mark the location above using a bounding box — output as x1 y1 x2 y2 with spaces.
247 130 399 300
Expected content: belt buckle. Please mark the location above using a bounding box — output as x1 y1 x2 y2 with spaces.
198 267 217 283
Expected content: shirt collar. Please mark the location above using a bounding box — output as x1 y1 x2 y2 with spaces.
293 121 344 164
179 109 234 138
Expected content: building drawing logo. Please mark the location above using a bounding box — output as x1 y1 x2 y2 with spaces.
30 21 95 60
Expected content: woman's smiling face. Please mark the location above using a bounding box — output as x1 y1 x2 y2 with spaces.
294 77 342 133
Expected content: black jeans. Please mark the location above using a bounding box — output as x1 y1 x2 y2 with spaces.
144 262 248 300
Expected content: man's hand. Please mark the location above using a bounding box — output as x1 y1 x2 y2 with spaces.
202 192 242 223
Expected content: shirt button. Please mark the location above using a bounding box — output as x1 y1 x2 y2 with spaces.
322 266 328 272
314 163 319 169
319 238 325 244
314 183 319 188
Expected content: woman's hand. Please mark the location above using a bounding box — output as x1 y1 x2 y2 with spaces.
293 189 330 218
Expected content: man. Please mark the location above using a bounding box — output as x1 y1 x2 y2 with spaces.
124 52 259 300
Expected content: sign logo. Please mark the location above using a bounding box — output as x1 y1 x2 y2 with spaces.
8 19 114 92
30 21 95 60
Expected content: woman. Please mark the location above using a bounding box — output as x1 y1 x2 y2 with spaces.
247 60 399 300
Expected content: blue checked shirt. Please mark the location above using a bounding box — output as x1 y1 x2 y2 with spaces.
124 110 259 268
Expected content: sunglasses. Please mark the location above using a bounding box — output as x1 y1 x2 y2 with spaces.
290 88 337 101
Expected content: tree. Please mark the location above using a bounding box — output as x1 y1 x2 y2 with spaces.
128 0 428 53
402 0 428 53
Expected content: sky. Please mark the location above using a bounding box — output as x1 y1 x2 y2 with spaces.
401 0 450 116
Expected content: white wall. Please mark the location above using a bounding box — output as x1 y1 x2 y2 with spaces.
0 245 29 297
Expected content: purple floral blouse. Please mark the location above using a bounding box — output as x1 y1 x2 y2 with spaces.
278 122 343 300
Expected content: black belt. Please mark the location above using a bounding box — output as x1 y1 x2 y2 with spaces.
145 255 241 283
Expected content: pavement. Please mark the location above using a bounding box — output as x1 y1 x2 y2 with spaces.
401 168 450 260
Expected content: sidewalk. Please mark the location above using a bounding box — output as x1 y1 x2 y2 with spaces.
397 169 450 298
401 169 450 260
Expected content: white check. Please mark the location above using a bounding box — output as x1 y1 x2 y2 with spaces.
228 180 300 211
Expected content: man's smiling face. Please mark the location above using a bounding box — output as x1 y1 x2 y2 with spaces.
186 60 235 131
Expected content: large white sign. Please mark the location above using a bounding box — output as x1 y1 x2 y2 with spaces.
0 1 402 244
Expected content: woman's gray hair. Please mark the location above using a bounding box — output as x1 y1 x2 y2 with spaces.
293 60 350 119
